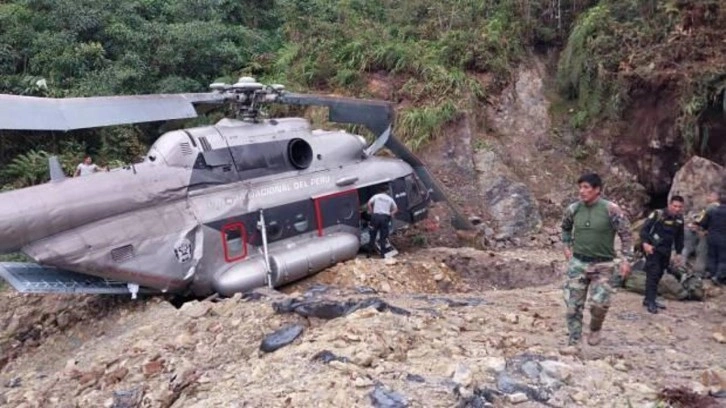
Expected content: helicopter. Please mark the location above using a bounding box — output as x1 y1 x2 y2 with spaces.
0 77 473 300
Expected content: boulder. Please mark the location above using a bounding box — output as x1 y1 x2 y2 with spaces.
669 156 725 212
474 150 542 238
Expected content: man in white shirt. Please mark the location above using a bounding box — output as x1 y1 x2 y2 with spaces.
74 155 104 177
367 185 398 258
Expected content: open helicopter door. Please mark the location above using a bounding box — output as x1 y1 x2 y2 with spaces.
357 182 400 259
313 189 360 237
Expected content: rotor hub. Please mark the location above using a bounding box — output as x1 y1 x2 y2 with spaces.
209 77 286 122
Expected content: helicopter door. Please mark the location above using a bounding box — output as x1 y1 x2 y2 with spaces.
390 178 412 223
313 190 360 236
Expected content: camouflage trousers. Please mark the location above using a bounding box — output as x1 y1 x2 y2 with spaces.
682 228 709 276
563 257 618 345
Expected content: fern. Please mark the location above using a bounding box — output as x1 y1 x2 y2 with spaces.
1 150 51 187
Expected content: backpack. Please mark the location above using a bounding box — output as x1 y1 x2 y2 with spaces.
632 209 663 255
669 263 705 301
682 274 704 301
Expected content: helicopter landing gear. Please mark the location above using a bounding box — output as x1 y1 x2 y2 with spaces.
126 283 140 299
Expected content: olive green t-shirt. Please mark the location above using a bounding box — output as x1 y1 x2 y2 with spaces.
572 199 616 259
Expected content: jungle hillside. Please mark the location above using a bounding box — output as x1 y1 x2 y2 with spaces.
0 0 724 196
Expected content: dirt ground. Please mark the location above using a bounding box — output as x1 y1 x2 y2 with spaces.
1 248 724 408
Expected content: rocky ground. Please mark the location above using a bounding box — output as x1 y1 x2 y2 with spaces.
1 248 725 408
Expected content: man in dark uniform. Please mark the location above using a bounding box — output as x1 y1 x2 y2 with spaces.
696 190 726 285
640 196 685 313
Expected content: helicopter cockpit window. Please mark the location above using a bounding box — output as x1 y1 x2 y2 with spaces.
222 223 247 262
405 175 426 208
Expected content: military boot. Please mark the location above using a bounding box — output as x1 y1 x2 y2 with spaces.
559 343 581 356
587 330 602 346
589 305 608 344
642 298 666 309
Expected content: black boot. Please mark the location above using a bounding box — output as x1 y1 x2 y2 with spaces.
642 299 666 309
646 301 658 314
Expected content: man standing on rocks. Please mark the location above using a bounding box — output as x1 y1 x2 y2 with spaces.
639 196 685 314
560 173 633 353
696 190 726 285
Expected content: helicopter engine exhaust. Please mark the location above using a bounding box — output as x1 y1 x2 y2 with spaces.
212 232 359 295
288 138 313 169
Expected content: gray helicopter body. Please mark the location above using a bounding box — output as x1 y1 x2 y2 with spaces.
0 79 470 298
0 116 429 297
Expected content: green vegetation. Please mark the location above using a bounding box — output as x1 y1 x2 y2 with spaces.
0 0 595 188
556 0 726 153
273 0 594 147
0 0 280 187
0 0 724 188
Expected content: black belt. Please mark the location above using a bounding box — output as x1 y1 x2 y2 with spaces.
573 253 613 263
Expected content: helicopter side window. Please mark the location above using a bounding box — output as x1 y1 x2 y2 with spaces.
222 223 247 262
293 213 309 233
266 220 283 241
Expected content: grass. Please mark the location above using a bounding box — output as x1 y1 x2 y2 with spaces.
272 0 573 151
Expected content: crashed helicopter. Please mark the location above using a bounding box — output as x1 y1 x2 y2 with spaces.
0 77 471 300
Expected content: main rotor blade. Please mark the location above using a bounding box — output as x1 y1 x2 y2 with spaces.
278 93 393 136
0 93 225 131
384 136 475 231
364 125 391 157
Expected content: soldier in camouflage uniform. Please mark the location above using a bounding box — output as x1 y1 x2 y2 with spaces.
560 173 634 353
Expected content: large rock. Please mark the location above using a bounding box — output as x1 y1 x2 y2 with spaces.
474 150 542 238
669 156 725 212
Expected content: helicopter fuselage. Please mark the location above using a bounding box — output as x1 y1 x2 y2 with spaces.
0 117 430 296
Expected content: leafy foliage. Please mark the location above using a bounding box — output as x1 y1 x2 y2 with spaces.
556 0 726 154
0 149 50 187
0 0 281 188
1 0 722 189
273 0 588 148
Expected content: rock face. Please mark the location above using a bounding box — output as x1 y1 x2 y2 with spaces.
474 150 542 238
669 156 725 212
